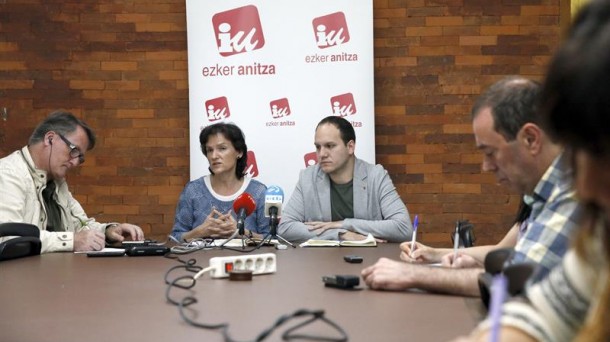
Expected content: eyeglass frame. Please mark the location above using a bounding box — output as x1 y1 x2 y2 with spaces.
57 133 86 164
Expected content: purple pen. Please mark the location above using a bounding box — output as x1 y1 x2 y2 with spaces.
488 274 508 342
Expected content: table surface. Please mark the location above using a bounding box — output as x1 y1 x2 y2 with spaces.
0 243 483 342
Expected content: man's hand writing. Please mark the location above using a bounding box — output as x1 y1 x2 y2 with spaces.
441 252 482 268
400 241 445 264
75 230 106 252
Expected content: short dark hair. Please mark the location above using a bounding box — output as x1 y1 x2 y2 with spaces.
29 110 96 150
316 115 356 145
540 0 610 157
199 122 248 179
471 77 541 141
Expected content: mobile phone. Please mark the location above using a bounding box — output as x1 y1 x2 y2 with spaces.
322 275 360 289
344 255 363 263
125 246 169 256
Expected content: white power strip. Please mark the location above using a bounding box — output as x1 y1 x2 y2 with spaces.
208 253 277 278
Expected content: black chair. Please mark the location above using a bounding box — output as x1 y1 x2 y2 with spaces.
0 222 42 261
450 220 476 248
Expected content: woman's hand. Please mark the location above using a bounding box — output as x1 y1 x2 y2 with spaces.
192 209 237 239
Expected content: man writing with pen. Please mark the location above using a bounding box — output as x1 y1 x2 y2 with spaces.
362 77 582 296
0 111 144 253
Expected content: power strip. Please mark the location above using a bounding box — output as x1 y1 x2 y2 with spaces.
208 253 277 278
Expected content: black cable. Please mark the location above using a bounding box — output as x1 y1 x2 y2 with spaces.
164 235 271 255
163 263 202 286
281 312 348 341
258 309 348 342
163 254 349 341
220 233 271 253
179 296 229 330
165 275 198 306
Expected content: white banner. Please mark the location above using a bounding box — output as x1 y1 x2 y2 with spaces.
186 0 374 200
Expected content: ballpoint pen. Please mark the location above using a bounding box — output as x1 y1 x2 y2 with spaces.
410 215 419 254
453 220 460 263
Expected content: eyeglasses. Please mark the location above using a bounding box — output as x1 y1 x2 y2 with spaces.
57 133 85 164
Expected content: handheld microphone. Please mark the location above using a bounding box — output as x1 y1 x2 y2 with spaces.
264 186 284 235
232 193 256 236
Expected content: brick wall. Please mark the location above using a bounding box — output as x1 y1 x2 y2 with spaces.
373 0 562 245
0 0 562 245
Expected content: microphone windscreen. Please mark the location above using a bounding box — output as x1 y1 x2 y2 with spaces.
264 186 284 218
233 192 256 216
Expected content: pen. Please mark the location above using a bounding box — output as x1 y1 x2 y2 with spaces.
453 221 460 264
489 274 508 342
410 215 418 254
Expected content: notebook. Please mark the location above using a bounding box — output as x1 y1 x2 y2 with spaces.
299 233 377 247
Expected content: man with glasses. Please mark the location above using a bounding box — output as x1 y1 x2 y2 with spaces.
0 110 144 253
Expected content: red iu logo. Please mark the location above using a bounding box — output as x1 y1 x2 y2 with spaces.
269 98 291 119
212 5 266 57
303 152 318 168
330 93 357 117
205 96 230 122
245 151 259 178
312 12 350 49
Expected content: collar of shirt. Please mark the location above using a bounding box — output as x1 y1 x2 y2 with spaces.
20 146 49 188
528 152 570 206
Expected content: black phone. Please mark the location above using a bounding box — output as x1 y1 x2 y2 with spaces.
322 275 360 289
344 255 363 263
0 223 42 261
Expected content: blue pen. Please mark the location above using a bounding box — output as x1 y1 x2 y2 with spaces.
410 215 419 253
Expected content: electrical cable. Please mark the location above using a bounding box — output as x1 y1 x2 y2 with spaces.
219 233 271 253
166 230 269 255
164 259 349 341
169 238 215 254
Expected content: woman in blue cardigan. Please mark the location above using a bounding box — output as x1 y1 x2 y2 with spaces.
171 122 269 242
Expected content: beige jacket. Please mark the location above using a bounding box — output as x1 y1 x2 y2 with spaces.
0 147 109 253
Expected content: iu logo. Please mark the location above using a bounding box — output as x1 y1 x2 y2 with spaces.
303 152 318 167
330 93 357 117
205 96 230 122
245 151 259 178
212 5 265 57
312 12 350 49
270 98 291 119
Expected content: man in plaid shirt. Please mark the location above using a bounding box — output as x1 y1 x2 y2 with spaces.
362 77 582 296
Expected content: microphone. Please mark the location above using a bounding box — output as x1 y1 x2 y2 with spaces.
264 186 284 235
232 193 256 236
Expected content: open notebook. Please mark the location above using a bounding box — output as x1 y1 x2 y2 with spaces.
299 233 377 247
